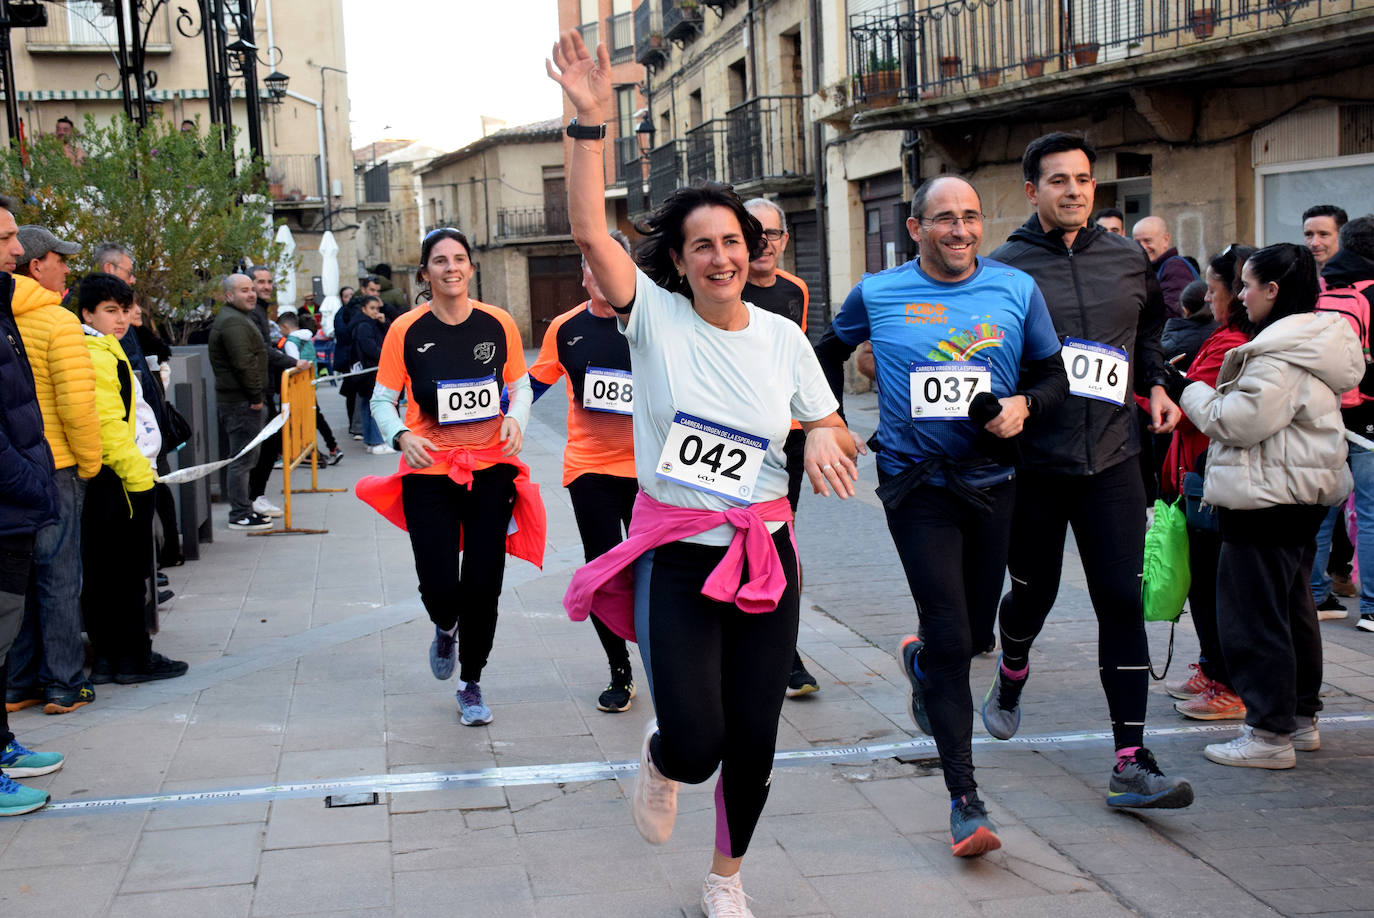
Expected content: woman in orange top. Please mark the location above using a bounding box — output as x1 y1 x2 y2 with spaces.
363 228 538 727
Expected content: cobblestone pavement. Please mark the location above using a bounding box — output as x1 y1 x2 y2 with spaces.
1 371 1370 917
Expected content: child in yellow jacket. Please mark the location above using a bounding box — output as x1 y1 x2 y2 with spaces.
77 275 187 684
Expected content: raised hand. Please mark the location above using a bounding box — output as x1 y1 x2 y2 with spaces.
546 29 613 122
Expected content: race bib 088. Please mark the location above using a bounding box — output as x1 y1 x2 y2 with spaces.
656 412 768 503
1061 338 1129 405
436 375 500 424
583 366 633 415
909 361 992 420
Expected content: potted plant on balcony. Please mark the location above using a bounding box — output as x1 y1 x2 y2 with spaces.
858 53 901 107
1189 4 1218 38
1071 42 1100 66
976 67 1000 89
938 55 962 79
1023 54 1049 78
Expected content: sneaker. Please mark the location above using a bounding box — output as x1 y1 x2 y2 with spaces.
1204 725 1296 769
632 718 678 844
1358 613 1374 633
0 740 65 778
252 495 284 518
700 870 754 917
1331 572 1359 598
1174 683 1246 721
1108 748 1195 807
156 571 169 587
271 458 283 470
327 446 344 465
89 657 116 685
898 635 933 735
0 774 49 817
457 681 492 726
786 660 819 697
429 625 456 680
1316 594 1346 621
157 589 175 604
1292 715 1320 752
43 682 95 715
981 656 1025 740
114 652 189 685
4 686 45 713
366 443 397 455
1165 662 1212 700
228 512 273 532
352 433 364 441
597 667 635 713
949 791 1002 857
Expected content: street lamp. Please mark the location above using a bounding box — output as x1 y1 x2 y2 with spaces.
636 111 656 154
264 70 289 102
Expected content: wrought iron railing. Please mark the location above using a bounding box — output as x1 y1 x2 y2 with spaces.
24 1 172 49
608 11 635 62
662 0 704 43
725 96 810 186
496 205 571 239
685 120 727 184
267 154 323 201
849 0 1359 105
648 140 683 208
635 0 666 65
613 136 641 184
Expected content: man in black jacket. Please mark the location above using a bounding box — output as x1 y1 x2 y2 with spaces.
246 265 308 518
982 132 1193 811
0 195 65 815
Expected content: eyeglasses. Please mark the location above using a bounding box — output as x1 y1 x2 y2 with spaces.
760 228 786 241
918 213 986 229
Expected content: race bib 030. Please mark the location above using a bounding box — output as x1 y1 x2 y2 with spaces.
436 375 500 425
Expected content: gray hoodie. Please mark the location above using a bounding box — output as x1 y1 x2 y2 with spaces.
1180 311 1364 510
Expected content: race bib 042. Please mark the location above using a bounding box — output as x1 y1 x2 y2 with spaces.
656 412 769 503
583 366 633 415
436 375 500 424
1061 338 1129 405
909 362 992 420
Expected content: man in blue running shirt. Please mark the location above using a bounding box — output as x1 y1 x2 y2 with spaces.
815 176 1068 857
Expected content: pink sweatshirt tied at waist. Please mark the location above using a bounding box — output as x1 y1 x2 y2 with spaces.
563 490 796 643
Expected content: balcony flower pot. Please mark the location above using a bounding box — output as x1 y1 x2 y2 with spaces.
1023 55 1048 78
268 181 285 200
1071 42 1100 66
857 69 901 107
938 55 962 78
976 69 1000 89
1189 7 1217 38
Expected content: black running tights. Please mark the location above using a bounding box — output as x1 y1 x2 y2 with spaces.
567 473 636 672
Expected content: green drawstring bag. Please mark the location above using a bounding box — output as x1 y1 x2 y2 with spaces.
1142 498 1190 623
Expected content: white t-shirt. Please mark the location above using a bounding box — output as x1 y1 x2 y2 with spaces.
624 268 837 545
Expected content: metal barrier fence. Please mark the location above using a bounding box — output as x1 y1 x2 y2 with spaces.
251 367 344 536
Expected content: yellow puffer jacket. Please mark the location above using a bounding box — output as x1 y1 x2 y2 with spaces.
83 328 155 493
11 275 101 476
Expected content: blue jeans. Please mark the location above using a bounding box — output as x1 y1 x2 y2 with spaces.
361 394 383 446
9 467 87 691
1311 444 1374 616
220 401 264 519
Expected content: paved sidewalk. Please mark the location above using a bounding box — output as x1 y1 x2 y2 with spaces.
2 374 1371 917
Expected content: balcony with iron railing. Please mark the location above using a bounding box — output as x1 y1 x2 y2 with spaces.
725 96 811 191
847 0 1374 128
662 0 704 43
613 135 642 185
648 140 684 210
24 1 172 52
496 205 572 240
634 0 667 67
577 20 600 54
608 11 636 63
267 154 323 204
684 120 727 184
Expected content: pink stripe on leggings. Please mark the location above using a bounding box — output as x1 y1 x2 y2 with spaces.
714 774 733 857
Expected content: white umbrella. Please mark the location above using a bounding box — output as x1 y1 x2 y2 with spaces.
274 224 297 310
317 231 342 337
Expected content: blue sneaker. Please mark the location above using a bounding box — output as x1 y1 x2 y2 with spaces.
429 625 456 680
457 681 492 726
981 656 1025 740
0 773 49 817
1108 748 1194 809
949 792 1001 857
898 635 932 735
0 740 64 778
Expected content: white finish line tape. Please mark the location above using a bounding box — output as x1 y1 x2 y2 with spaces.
30 713 1374 818
157 407 289 486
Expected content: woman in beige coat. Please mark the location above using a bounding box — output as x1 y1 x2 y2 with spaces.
1169 243 1364 769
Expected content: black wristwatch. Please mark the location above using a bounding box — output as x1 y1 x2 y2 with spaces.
392 430 407 451
566 117 606 140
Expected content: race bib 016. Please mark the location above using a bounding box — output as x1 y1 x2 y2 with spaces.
1061 338 1129 405
583 366 633 415
909 361 992 420
656 412 769 503
436 375 500 425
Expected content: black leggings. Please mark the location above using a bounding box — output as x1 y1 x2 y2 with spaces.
1186 526 1230 687
633 527 799 859
999 459 1149 751
567 473 636 672
401 465 517 683
82 468 155 666
884 477 1014 797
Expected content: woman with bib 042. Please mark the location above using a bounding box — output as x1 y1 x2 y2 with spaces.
550 30 861 918
355 228 546 728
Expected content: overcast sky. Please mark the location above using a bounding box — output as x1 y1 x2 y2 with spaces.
340 0 565 151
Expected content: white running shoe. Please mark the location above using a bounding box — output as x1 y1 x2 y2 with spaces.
252 496 284 517
632 719 678 845
1204 725 1295 769
701 871 754 918
367 443 397 455
1291 715 1320 752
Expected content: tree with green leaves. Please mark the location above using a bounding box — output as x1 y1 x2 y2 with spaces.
0 114 290 342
